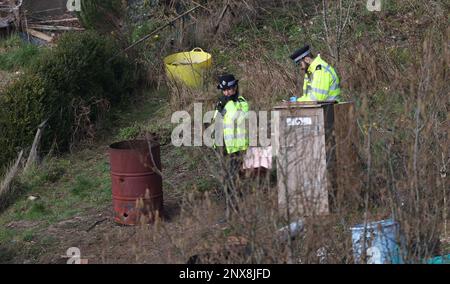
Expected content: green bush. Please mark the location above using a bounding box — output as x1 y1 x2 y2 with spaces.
32 31 135 105
0 31 136 171
0 74 47 168
116 123 142 141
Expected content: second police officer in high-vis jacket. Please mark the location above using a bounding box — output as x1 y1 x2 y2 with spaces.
290 45 342 102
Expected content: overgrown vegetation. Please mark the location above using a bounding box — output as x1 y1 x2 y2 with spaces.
0 31 136 173
78 0 126 34
0 0 448 264
129 0 449 264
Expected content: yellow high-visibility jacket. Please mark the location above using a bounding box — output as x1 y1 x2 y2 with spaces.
298 55 341 102
213 95 249 154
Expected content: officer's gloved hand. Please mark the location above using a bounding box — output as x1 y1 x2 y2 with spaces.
215 100 221 109
216 96 228 111
289 96 298 102
215 101 223 112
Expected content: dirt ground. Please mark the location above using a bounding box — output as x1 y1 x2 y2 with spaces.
33 204 178 264
24 198 224 264
4 180 187 264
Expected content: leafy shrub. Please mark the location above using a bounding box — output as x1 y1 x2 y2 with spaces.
32 31 135 105
0 31 136 170
116 123 142 141
0 74 47 168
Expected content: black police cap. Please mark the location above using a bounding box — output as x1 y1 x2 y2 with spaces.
217 74 239 90
290 45 311 64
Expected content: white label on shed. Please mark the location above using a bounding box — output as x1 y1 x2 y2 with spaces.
286 117 312 126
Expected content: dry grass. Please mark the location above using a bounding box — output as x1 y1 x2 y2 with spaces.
0 151 24 212
133 0 449 264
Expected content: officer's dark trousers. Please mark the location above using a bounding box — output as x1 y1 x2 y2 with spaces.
222 151 244 220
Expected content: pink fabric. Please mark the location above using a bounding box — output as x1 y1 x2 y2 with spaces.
243 146 272 170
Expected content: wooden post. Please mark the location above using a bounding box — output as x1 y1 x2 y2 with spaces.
24 119 48 173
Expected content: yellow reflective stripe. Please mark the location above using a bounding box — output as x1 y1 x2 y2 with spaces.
308 93 319 101
310 71 326 100
311 87 329 95
223 131 234 137
330 84 340 91
324 65 336 82
223 124 234 130
224 133 246 140
324 65 340 91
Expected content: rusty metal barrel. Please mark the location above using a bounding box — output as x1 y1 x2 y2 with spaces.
109 140 163 225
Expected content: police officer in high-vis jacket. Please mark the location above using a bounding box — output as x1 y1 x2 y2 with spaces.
214 74 249 154
290 45 342 102
213 74 249 220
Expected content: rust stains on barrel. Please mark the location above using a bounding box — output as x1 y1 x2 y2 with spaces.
109 140 163 225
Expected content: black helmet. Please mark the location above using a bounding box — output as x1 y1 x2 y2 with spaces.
217 74 239 90
290 45 311 64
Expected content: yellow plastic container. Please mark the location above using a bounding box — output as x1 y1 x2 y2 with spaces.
164 48 212 89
